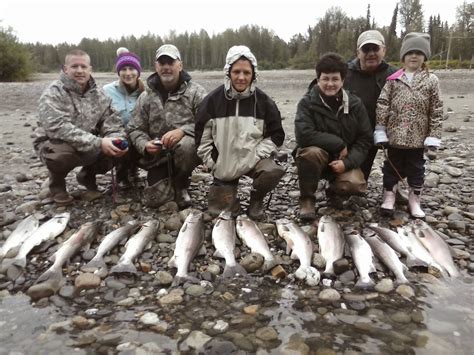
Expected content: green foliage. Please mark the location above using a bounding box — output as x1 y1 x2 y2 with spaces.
0 26 33 81
12 4 472 74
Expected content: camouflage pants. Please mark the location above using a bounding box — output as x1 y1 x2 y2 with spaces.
295 146 367 196
137 135 201 189
37 140 114 178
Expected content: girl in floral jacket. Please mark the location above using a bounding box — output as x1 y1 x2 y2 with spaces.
374 32 443 218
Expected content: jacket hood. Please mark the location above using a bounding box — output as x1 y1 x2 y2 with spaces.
224 45 258 97
60 71 97 94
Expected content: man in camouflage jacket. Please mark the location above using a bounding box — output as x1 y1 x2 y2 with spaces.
128 44 207 209
34 49 127 205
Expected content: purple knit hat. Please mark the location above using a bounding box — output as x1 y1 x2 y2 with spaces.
116 52 141 76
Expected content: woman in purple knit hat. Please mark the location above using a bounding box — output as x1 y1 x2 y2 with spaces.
104 47 145 188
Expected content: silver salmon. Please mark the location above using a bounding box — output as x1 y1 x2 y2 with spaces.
367 224 427 268
110 220 158 275
412 220 460 278
397 226 443 273
365 234 409 284
168 211 204 286
345 231 376 289
317 215 345 276
82 220 140 272
27 221 100 300
276 219 319 284
10 212 70 268
212 211 247 278
0 215 39 260
236 215 278 272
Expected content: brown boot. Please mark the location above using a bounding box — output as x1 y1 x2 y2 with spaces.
49 172 73 205
248 191 265 220
208 185 240 217
299 196 316 221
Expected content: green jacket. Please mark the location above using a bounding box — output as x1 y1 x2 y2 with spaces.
295 84 373 170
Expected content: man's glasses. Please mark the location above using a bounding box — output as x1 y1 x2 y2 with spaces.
361 44 381 53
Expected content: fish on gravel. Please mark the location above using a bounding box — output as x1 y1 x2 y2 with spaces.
212 211 247 278
168 211 205 286
345 230 376 289
236 215 278 272
82 220 140 272
367 224 427 268
9 212 70 269
27 221 100 300
276 218 320 285
110 220 158 275
365 233 409 284
0 215 39 260
397 226 443 275
317 215 345 277
412 220 460 278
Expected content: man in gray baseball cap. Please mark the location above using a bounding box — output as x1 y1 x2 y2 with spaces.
128 44 207 209
344 30 397 181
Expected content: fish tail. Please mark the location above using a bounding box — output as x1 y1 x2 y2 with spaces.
355 278 375 290
171 274 200 287
82 256 106 271
262 259 279 273
394 276 410 285
223 264 248 278
110 262 137 275
36 266 63 290
406 254 428 268
11 256 27 268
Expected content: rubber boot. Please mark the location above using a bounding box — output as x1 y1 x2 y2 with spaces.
408 188 425 219
208 185 240 217
381 186 396 216
248 190 265 220
49 172 73 205
175 188 192 210
298 181 317 221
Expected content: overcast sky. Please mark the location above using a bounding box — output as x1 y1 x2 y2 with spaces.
0 0 466 45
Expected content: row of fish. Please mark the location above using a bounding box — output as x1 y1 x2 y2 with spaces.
1 211 462 299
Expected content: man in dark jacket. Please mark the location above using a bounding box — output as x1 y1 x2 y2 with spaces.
295 53 372 221
344 30 397 180
128 44 207 209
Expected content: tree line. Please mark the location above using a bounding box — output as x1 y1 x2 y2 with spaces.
1 1 472 81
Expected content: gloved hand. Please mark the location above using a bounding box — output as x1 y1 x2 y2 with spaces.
425 146 437 160
374 126 389 148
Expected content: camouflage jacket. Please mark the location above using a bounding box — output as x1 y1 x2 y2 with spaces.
34 72 125 153
127 71 207 155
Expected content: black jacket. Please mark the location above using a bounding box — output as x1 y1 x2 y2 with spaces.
295 84 372 170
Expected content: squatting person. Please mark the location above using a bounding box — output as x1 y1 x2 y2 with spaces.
34 49 127 205
195 45 285 220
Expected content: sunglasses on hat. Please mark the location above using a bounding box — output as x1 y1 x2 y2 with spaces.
361 44 381 53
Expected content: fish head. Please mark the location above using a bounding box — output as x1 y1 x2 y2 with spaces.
186 210 203 223
218 211 233 221
319 215 334 224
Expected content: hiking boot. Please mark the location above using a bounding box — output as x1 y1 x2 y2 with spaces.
76 168 98 191
248 191 265 220
299 196 316 221
52 191 74 205
381 186 396 216
175 188 192 210
408 188 425 219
